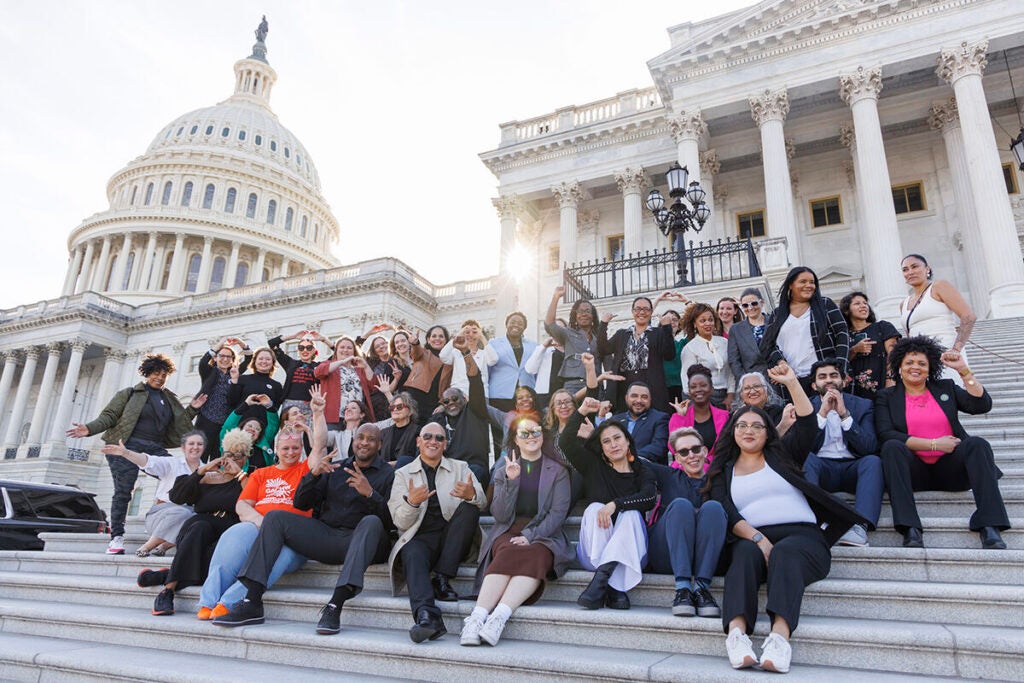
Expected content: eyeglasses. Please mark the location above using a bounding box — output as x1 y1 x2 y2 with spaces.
420 433 446 443
553 399 575 408
297 344 315 351
740 301 762 309
673 446 704 457
632 306 652 313
223 451 248 460
216 354 235 360
741 385 765 394
389 403 407 412
516 428 544 439
735 422 767 432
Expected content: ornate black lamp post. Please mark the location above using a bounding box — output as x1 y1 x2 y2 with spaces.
645 162 711 285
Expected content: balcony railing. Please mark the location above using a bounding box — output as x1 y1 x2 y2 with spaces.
562 238 762 303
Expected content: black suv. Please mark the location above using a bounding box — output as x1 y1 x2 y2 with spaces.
0 479 106 550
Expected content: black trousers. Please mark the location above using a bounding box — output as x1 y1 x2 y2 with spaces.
721 523 830 635
168 513 236 589
881 437 1009 532
194 414 223 462
399 502 480 617
106 437 170 538
240 510 390 591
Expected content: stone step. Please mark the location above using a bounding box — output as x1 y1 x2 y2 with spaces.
0 600 963 683
0 596 1017 680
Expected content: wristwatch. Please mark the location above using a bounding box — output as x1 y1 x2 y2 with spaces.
751 532 764 543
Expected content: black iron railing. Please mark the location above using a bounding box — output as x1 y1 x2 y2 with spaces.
563 238 762 303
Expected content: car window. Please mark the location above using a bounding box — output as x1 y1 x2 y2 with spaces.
21 488 99 520
2 488 35 518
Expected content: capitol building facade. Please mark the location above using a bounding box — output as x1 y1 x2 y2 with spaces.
2 0 1024 501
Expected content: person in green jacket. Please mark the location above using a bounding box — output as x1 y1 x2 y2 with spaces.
66 353 206 555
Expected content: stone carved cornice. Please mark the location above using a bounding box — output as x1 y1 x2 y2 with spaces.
668 110 707 144
551 182 584 210
936 40 988 85
927 98 960 131
492 194 522 221
103 348 128 361
839 66 883 105
749 89 790 126
614 168 648 195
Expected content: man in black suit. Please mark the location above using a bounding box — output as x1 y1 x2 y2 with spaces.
608 382 670 465
802 359 882 547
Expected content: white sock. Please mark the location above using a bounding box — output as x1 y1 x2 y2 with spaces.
493 603 513 620
471 606 489 620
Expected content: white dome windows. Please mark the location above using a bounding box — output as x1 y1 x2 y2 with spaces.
246 193 258 219
181 182 193 207
266 199 277 224
202 184 215 210
255 134 262 146
221 127 230 138
185 254 202 292
225 188 237 214
270 140 277 152
300 215 307 238
144 183 154 206
160 182 173 206
284 207 293 231
234 262 249 288
130 186 138 206
210 256 226 291
190 125 198 135
238 130 246 142
205 125 214 136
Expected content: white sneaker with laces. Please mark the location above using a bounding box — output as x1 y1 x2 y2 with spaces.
759 632 792 673
106 536 125 555
726 627 757 669
478 611 509 646
837 524 869 547
460 611 487 646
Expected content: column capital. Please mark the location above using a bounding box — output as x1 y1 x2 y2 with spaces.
23 346 41 361
103 347 128 361
936 40 988 85
230 240 241 249
927 97 960 131
174 232 186 243
45 342 64 356
699 150 720 177
203 235 215 247
551 181 584 209
69 338 90 353
839 66 883 105
614 168 648 195
749 88 789 126
257 247 268 256
668 110 707 143
3 349 21 364
491 194 521 220
839 123 856 150
172 342 189 354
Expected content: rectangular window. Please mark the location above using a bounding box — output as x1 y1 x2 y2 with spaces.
809 196 843 227
547 245 560 272
1003 163 1019 194
737 210 766 239
607 234 625 261
189 355 202 373
892 182 926 214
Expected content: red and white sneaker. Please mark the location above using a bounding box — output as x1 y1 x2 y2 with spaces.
106 536 125 555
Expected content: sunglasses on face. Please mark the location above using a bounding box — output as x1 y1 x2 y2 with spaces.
740 301 761 309
389 403 407 412
420 433 446 443
673 446 704 457
517 428 543 439
297 344 315 351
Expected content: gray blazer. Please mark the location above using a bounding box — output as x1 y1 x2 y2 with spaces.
472 455 574 593
727 319 768 383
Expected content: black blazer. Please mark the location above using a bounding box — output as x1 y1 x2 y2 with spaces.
198 349 251 399
609 408 670 465
874 378 992 444
598 322 676 411
809 392 877 456
709 413 867 546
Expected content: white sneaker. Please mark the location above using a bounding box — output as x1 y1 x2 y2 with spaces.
759 632 792 673
478 611 509 646
726 627 757 669
460 611 487 646
106 536 125 555
838 524 869 547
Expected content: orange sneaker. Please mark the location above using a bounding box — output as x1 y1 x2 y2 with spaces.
211 603 230 618
197 606 213 621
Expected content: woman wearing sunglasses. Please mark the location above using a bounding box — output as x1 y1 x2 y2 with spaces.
268 328 329 426
706 362 864 673
461 414 573 646
727 288 770 393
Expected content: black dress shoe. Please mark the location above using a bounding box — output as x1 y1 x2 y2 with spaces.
409 607 447 643
431 575 459 602
577 562 615 610
902 527 924 548
980 527 1007 550
605 587 630 610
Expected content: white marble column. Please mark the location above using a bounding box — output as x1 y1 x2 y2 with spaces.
167 233 188 292
4 347 40 449
49 339 89 442
279 256 291 279
111 233 135 291
137 231 159 291
26 343 63 445
614 168 648 257
938 40 1024 316
839 66 906 317
0 351 20 424
76 240 96 294
90 236 113 291
669 110 706 186
929 98 989 315
62 247 84 296
493 194 522 328
699 150 721 242
196 236 215 292
151 242 168 291
552 181 583 268
226 241 241 289
750 88 800 266
253 249 268 283
95 349 128 418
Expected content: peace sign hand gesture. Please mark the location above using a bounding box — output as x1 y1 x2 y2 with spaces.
344 461 373 497
505 452 521 481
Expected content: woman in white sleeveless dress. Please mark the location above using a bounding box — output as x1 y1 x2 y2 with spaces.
899 254 977 386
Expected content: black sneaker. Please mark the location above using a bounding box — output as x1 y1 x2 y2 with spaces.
212 598 265 627
137 568 169 588
605 587 630 610
693 586 721 618
316 603 342 635
672 588 695 617
152 588 174 616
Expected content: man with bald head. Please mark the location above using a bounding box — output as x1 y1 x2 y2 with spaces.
215 397 395 634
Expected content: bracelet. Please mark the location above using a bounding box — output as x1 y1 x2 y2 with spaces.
958 367 972 377
930 439 936 451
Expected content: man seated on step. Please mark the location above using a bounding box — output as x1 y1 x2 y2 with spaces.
212 398 396 633
389 417 487 643
802 358 883 547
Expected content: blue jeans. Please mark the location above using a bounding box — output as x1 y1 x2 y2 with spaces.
198 520 306 609
803 454 883 528
647 498 727 587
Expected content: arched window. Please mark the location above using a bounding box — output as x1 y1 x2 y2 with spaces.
266 199 277 224
300 215 308 237
176 126 184 136
284 207 293 231
185 254 202 292
221 127 230 137
314 224 319 242
255 134 262 146
181 181 193 206
209 256 226 291
246 193 258 218
262 268 270 283
144 183 154 205
238 130 246 141
234 262 249 288
270 140 277 152
190 125 198 135
130 186 138 205
202 184 215 209
205 125 214 135
120 252 135 290
224 188 237 214
284 147 290 158
161 181 172 206
160 254 173 290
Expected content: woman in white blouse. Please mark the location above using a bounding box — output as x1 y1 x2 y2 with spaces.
679 303 734 409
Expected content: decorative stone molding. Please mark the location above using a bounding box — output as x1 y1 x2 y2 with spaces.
104 348 129 361
3 350 21 364
304 320 323 332
45 342 64 356
839 123 856 150
749 89 789 126
839 66 883 105
69 338 90 353
578 210 601 232
614 168 648 195
23 346 41 361
790 170 800 196
699 150 720 177
713 183 729 201
843 160 856 186
668 110 707 143
936 40 989 85
784 138 796 161
927 98 960 131
492 194 521 220
264 327 281 339
551 181 584 209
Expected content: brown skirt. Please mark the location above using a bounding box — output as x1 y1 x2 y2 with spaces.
485 517 554 605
